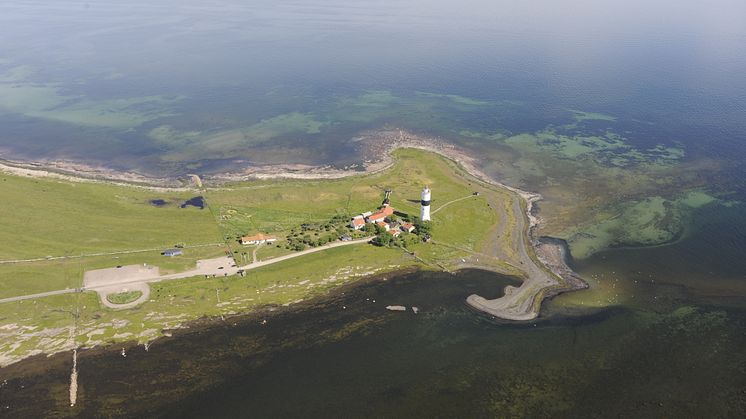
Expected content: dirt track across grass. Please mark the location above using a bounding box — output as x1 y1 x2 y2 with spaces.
73 239 372 309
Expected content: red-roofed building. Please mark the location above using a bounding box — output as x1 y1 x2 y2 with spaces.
367 212 386 223
366 205 394 223
241 233 278 245
375 221 390 230
401 223 415 233
350 216 365 230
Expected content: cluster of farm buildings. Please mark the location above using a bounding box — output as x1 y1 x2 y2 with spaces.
236 188 426 248
349 203 415 237
237 202 414 248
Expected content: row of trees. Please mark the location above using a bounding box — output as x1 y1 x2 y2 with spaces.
285 211 369 250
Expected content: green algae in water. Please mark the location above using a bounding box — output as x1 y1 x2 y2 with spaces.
503 131 624 159
462 114 710 261
158 111 328 161
0 63 183 129
31 95 182 129
678 190 718 208
415 91 491 106
570 109 617 122
344 89 398 107
0 65 36 82
0 83 182 129
564 191 722 259
0 84 67 114
148 125 203 147
502 128 684 166
246 112 327 136
153 90 502 160
458 129 507 141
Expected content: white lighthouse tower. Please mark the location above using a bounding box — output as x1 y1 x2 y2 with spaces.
420 186 431 221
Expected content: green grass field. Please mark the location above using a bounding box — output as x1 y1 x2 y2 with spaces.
0 175 222 260
0 148 520 366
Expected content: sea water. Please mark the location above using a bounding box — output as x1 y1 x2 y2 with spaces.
0 1 745 416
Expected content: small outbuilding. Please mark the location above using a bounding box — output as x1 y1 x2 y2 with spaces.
350 215 365 230
163 248 183 257
376 221 390 231
400 223 415 233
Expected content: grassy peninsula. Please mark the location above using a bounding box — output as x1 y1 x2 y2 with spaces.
0 148 565 366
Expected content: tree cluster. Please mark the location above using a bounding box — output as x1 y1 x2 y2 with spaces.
371 231 393 246
413 219 432 239
284 211 369 250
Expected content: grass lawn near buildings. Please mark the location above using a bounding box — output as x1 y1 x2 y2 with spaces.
205 148 513 255
253 242 295 261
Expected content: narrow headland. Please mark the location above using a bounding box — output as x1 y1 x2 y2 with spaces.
0 128 587 369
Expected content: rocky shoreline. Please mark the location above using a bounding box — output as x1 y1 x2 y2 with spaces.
534 237 589 299
0 158 189 191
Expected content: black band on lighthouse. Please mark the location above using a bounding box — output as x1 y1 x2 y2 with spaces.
421 200 430 206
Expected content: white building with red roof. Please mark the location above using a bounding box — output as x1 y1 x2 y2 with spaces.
350 215 366 230
375 221 389 230
366 205 394 223
400 223 415 233
241 233 278 245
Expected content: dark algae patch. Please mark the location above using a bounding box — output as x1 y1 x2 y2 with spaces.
151 197 206 209
180 196 205 209
149 199 167 207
